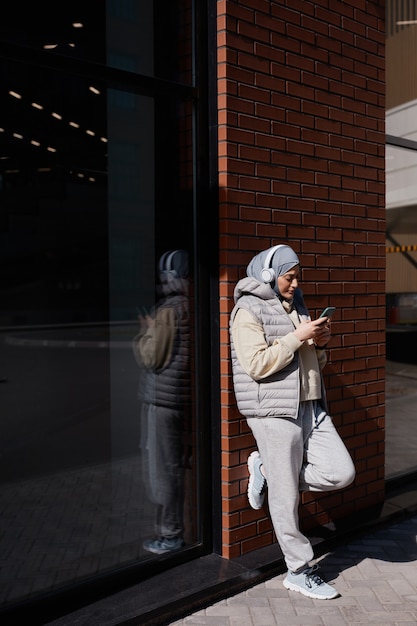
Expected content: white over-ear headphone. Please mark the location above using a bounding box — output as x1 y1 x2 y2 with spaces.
260 244 285 283
159 250 178 277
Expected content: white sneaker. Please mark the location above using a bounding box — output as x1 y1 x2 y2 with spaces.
283 565 339 600
247 451 266 509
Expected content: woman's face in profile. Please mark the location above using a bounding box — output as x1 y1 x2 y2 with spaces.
276 265 300 300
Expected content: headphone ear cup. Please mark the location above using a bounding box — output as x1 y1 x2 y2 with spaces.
261 267 276 283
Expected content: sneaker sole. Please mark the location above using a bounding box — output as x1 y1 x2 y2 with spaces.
283 577 339 600
143 541 184 555
247 451 264 510
143 545 169 555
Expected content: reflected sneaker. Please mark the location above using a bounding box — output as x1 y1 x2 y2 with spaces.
143 536 185 555
283 565 339 600
247 450 266 509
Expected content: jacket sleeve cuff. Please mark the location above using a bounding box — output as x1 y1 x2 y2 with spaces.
278 332 303 353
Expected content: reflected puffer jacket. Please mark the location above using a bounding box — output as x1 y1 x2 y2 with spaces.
133 279 190 409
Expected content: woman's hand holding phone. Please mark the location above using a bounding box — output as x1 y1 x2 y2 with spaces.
319 306 336 320
314 306 335 347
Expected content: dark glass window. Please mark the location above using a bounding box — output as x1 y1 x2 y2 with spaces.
0 1 193 83
0 0 202 615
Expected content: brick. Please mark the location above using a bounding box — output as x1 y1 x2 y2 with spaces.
218 0 385 558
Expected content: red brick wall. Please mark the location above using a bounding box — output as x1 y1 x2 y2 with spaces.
218 0 386 558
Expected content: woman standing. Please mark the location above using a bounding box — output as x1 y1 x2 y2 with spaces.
229 244 355 599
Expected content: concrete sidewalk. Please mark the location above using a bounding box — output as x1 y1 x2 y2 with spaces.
168 511 417 625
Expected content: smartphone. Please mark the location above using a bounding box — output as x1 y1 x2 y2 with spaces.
136 306 149 316
319 306 336 319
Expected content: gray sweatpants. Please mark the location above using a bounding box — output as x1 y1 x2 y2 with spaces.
141 403 185 539
247 400 356 573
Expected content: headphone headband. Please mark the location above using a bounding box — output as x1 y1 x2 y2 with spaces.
264 245 284 271
165 250 176 272
159 250 178 275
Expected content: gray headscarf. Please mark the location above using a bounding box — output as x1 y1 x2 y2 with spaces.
246 244 300 295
